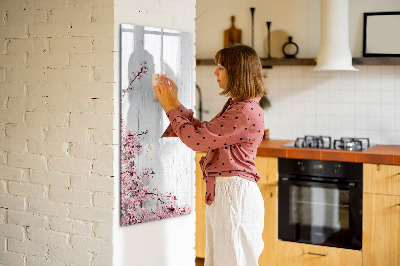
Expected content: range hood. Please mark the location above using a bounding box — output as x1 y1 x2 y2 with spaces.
314 0 358 71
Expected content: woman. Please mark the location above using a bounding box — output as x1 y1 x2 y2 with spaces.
153 44 266 266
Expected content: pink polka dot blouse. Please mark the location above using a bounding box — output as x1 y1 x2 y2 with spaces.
161 97 265 205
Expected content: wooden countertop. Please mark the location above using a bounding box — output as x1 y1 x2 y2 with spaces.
256 139 400 165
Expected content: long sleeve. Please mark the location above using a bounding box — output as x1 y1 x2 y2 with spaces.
161 103 202 138
165 106 249 152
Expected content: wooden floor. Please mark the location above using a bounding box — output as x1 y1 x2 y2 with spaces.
195 257 204 266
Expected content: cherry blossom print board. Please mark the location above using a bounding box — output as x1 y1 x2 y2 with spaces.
120 24 193 226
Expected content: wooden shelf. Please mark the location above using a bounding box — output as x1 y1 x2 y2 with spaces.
352 57 400 65
196 57 400 67
260 58 316 67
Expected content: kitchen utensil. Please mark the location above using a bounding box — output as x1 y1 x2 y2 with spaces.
224 16 242 48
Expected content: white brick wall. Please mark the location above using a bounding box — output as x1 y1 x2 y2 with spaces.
0 0 114 265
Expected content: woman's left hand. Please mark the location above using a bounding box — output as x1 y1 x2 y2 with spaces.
153 76 175 113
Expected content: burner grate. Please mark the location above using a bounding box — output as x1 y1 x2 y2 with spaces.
287 136 371 151
295 135 332 149
333 137 370 151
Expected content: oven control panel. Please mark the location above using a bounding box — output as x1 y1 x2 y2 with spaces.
281 158 362 180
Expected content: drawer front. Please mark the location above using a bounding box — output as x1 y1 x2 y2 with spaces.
364 164 400 196
277 241 362 266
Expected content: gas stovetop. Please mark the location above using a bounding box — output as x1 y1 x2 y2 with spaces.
282 135 374 151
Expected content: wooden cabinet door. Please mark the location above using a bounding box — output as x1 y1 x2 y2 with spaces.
363 193 400 266
195 152 207 258
255 156 278 186
276 241 362 266
364 164 400 196
259 185 278 266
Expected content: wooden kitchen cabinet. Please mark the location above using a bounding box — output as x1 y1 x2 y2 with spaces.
363 193 400 266
364 163 400 196
255 156 278 186
276 241 362 266
195 154 279 263
256 156 278 266
258 184 278 266
195 152 207 258
363 163 400 266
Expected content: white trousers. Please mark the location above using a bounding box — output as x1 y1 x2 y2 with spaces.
205 176 264 266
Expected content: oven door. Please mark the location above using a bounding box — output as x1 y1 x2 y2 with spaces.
278 176 362 250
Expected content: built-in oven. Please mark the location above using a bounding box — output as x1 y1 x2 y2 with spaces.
278 158 363 250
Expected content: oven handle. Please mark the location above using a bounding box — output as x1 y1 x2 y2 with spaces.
280 177 357 189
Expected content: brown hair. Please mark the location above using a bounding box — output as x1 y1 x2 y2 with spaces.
214 44 266 99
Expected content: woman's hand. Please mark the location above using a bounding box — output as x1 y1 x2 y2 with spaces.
153 76 175 113
160 75 180 108
165 76 180 108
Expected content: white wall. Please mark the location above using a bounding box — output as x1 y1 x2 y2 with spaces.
196 0 400 145
113 1 197 266
196 0 400 58
0 0 115 265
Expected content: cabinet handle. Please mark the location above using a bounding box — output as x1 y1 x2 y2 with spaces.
307 252 328 256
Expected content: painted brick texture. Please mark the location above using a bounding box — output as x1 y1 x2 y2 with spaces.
0 0 114 265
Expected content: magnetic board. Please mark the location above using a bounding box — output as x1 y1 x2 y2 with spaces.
120 24 193 226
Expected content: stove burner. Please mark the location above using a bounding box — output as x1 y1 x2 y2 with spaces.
286 136 372 151
295 135 332 149
333 137 370 151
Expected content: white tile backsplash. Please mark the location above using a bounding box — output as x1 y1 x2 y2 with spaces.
355 117 368 130
196 65 400 144
382 79 395 91
367 104 382 118
341 104 355 116
341 89 355 104
355 104 368 117
382 90 395 104
367 91 381 105
382 105 395 118
382 117 396 131
381 66 395 77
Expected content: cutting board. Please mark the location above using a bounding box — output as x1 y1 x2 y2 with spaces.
224 16 242 48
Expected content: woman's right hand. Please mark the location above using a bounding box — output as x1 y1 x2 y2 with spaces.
160 75 180 108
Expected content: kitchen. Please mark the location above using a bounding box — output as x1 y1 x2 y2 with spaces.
195 0 400 265
0 0 398 264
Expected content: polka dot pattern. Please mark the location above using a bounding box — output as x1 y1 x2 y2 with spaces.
161 97 265 205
